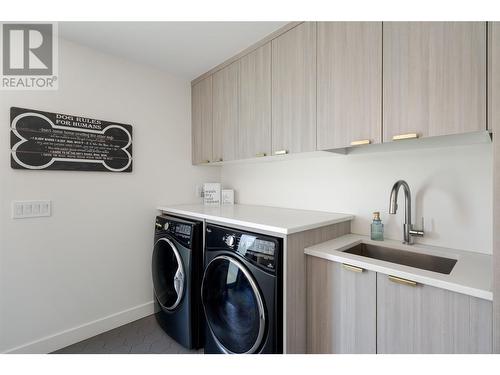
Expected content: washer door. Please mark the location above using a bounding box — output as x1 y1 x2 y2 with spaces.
201 255 266 354
152 238 185 311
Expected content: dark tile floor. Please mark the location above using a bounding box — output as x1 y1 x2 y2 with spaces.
52 314 203 354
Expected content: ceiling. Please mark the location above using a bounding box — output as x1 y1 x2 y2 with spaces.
59 22 287 79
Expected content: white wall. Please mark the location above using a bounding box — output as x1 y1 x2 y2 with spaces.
221 144 492 254
0 39 219 353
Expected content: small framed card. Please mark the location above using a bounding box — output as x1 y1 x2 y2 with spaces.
222 189 234 205
203 183 221 206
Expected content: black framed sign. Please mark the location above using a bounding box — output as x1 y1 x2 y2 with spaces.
10 107 133 172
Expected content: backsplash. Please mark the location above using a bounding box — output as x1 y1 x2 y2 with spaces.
221 144 492 254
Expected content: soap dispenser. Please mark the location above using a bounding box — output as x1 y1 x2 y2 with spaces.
370 212 384 241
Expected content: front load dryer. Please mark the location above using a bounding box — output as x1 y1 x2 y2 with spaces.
201 224 283 354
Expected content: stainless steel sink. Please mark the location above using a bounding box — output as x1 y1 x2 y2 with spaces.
342 243 457 275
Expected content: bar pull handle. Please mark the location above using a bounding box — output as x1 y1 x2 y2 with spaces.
350 139 371 146
274 150 288 155
392 133 418 141
388 275 417 287
255 152 267 157
342 263 364 273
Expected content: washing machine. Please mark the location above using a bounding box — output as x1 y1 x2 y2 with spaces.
152 215 203 349
201 224 283 354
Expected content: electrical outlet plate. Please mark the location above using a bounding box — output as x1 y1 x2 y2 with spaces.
12 200 51 219
195 184 204 198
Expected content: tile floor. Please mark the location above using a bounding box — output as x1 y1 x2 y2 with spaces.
52 314 203 354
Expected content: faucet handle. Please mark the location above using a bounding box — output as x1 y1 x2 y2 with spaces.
410 217 425 237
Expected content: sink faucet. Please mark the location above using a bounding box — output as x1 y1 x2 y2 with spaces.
389 180 424 244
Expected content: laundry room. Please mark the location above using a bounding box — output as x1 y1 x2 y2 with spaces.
2 1 500 374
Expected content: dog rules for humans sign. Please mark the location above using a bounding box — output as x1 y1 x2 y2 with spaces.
10 107 133 172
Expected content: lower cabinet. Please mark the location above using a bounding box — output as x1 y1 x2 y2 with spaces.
306 256 376 353
306 256 493 354
377 273 492 354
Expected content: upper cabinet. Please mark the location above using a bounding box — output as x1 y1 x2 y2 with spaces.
192 76 213 165
272 22 317 155
191 22 491 165
213 62 239 162
317 22 382 150
238 43 272 159
383 22 487 142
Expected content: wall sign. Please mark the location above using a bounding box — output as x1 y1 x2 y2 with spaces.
10 107 133 172
203 183 221 206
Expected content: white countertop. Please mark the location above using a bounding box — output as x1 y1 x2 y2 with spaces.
305 234 492 300
157 203 353 235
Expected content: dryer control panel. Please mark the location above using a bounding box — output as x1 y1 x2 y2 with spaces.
205 224 281 273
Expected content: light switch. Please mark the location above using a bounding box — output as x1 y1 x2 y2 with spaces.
12 200 51 219
14 203 23 217
23 204 32 215
40 201 50 215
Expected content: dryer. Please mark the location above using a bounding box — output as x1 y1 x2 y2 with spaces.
152 215 203 349
201 224 283 354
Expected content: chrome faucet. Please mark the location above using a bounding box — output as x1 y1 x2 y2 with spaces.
389 180 424 244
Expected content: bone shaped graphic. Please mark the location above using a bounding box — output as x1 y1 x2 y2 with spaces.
11 112 132 172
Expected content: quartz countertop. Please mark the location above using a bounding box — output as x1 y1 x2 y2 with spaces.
157 203 354 235
305 234 492 300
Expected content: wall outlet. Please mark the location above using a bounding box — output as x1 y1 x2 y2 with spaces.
195 184 204 198
12 200 51 219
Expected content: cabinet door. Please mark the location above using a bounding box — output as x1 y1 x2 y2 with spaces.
377 273 492 354
317 22 382 150
213 62 239 162
192 76 213 164
306 257 376 354
238 43 272 159
272 22 316 155
383 22 486 142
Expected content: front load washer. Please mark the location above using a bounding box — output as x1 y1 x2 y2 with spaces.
201 224 283 354
152 215 203 349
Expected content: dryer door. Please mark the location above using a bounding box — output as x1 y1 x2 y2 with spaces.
152 237 185 311
201 255 266 354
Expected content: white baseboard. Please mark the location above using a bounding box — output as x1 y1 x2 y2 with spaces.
3 301 155 354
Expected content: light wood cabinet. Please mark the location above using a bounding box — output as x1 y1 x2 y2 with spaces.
272 22 317 155
238 43 272 159
306 257 376 353
383 22 487 142
212 62 239 162
317 22 382 150
377 273 492 354
191 76 213 165
192 22 490 164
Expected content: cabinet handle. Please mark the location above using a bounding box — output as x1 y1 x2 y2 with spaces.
342 263 364 273
392 133 418 141
203 160 211 164
212 158 223 162
274 150 288 155
350 139 370 146
255 152 266 157
388 275 417 287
